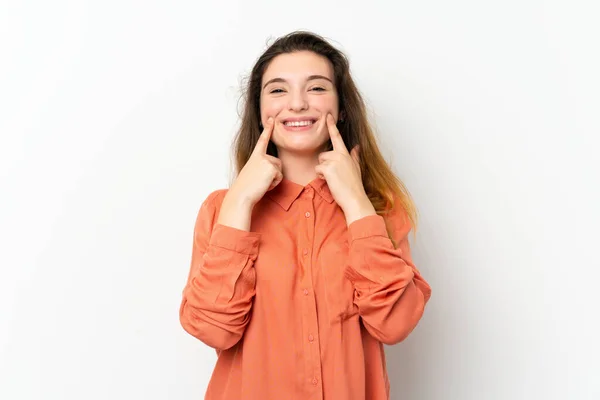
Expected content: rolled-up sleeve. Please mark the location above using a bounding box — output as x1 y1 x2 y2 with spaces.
180 191 261 350
344 207 431 345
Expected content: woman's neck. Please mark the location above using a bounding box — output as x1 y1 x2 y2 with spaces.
278 150 320 186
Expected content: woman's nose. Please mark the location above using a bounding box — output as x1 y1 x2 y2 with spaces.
288 90 308 111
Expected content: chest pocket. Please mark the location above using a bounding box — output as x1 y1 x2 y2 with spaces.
321 241 359 323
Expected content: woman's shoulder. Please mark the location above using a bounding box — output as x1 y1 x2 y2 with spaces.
203 188 229 205
193 188 230 235
382 194 413 239
200 188 230 214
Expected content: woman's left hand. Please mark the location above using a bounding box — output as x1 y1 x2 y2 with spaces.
315 113 377 225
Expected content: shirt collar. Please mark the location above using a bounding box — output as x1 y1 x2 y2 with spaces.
267 177 334 211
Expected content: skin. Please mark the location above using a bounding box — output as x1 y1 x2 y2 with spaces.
218 51 376 230
259 50 339 184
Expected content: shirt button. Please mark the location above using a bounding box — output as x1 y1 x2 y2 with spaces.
308 334 314 342
312 377 318 385
303 248 308 255
303 289 309 296
305 211 311 218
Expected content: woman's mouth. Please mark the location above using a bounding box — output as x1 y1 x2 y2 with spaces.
282 119 317 131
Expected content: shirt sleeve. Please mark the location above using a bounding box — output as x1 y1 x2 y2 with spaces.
344 203 432 345
179 190 261 350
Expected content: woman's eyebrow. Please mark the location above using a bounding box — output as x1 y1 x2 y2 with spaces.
262 75 333 89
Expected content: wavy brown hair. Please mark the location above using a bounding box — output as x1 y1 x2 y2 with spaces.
232 31 418 235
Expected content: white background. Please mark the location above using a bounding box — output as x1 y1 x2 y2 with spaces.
1 0 599 399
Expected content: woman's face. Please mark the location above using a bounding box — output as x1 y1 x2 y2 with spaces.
260 50 340 155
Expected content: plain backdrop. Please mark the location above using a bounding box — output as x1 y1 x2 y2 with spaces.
1 0 599 399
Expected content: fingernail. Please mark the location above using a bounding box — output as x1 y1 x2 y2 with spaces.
268 117 273 123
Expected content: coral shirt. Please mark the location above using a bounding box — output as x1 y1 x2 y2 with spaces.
180 177 431 400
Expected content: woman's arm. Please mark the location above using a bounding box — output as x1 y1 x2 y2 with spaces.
179 190 260 351
344 204 432 345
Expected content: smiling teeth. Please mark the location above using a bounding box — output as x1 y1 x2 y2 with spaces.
285 120 314 127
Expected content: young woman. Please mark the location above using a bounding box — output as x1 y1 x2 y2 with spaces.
179 31 432 400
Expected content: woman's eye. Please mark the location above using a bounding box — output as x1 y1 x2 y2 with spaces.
311 87 326 92
270 88 285 94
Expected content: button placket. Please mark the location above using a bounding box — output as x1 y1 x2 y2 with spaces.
300 186 321 393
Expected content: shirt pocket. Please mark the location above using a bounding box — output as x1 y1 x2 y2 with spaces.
322 241 359 323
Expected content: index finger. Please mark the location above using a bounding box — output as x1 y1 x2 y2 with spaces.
326 114 348 154
252 117 274 155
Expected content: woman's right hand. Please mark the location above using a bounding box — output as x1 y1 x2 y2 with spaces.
218 118 282 231
231 117 283 205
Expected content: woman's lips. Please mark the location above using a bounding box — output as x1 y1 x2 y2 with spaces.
281 119 317 132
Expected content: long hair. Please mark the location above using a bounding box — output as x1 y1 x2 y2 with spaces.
232 31 418 235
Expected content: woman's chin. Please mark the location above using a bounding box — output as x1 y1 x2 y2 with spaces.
273 132 328 153
276 138 329 155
